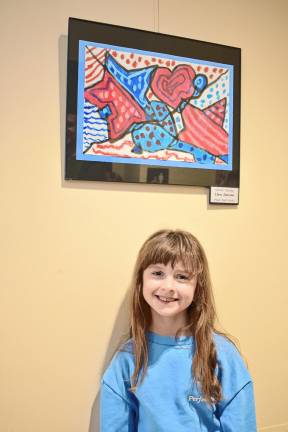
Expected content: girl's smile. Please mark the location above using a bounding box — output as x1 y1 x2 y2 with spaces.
142 262 197 332
155 295 178 303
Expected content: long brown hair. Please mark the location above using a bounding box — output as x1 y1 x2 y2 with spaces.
123 229 239 405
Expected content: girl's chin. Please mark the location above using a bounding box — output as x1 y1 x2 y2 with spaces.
151 299 181 316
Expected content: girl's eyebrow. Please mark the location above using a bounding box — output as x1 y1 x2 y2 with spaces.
148 264 165 269
147 263 190 273
174 265 194 274
174 268 189 273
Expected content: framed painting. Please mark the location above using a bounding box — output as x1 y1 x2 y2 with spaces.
65 18 241 188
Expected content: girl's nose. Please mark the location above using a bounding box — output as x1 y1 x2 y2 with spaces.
161 276 174 291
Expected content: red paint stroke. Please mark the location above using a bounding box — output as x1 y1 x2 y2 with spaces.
165 151 194 161
86 64 104 82
151 65 196 108
145 154 168 160
85 53 105 71
92 141 132 151
203 98 226 127
179 105 228 156
85 72 146 140
85 52 105 70
85 48 106 61
85 50 106 85
92 149 131 158
91 141 195 163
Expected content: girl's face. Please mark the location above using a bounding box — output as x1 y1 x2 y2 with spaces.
142 261 197 327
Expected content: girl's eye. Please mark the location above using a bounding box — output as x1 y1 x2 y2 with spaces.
152 271 164 277
176 274 189 280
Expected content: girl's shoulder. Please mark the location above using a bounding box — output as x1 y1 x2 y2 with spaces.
212 331 252 394
119 337 135 355
213 332 240 352
213 332 245 359
213 332 245 364
101 339 136 404
102 338 135 384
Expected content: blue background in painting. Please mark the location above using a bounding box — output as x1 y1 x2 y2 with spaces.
76 40 234 171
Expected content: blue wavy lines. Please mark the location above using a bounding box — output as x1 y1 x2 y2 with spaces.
82 101 108 146
84 134 106 141
83 130 106 137
84 101 97 110
83 118 106 125
84 114 102 121
83 128 108 142
84 103 97 114
84 128 106 135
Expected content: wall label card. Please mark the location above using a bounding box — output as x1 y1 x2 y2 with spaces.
209 187 239 204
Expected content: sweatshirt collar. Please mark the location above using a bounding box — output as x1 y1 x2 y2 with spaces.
147 331 194 346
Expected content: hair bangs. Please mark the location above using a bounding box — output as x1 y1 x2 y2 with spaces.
140 231 204 278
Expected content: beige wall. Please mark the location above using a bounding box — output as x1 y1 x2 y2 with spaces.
1 0 288 431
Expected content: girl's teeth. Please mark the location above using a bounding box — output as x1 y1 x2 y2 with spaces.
158 296 176 302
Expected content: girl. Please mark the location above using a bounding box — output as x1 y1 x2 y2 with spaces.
100 229 257 431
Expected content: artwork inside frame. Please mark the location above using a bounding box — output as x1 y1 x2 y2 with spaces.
65 18 241 188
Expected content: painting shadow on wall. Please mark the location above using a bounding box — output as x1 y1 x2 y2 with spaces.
58 34 68 185
88 289 130 432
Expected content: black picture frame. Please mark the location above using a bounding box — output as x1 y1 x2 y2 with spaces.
65 17 241 188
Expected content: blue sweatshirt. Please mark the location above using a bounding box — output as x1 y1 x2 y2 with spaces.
100 331 257 431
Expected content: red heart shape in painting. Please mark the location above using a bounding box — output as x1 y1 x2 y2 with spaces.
151 65 196 108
